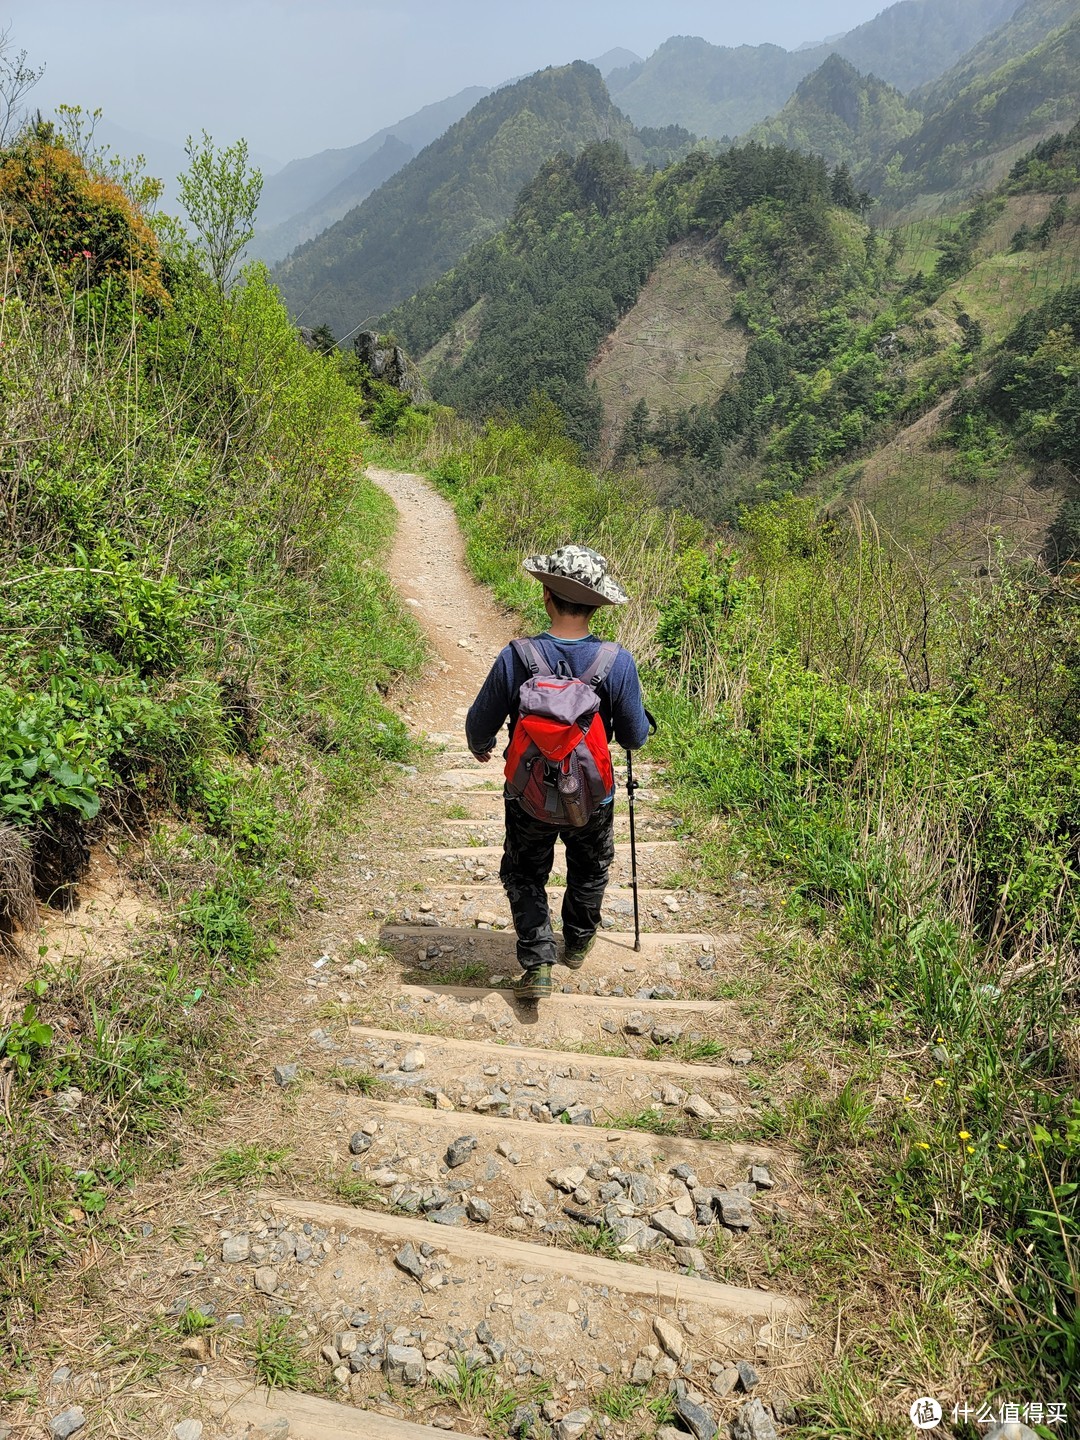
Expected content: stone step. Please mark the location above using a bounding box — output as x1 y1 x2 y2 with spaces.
363 983 744 1050
382 925 739 1000
320 1099 788 1267
347 1024 745 1088
343 1023 750 1134
411 884 715 934
382 923 722 964
421 844 685 889
207 1380 476 1439
257 1193 802 1322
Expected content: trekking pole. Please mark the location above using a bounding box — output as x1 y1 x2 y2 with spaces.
626 748 641 952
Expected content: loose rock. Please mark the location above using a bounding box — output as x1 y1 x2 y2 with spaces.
731 1399 779 1440
179 1335 209 1362
253 1266 279 1294
651 1209 698 1246
400 1047 426 1072
652 1315 685 1361
556 1410 592 1440
348 1132 372 1155
272 1063 299 1088
173 1423 203 1440
672 1382 718 1440
385 1344 426 1385
221 1234 250 1264
446 1135 479 1167
750 1165 774 1189
49 1412 86 1440
737 1359 761 1390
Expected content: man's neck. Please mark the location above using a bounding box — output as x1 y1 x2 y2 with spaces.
545 619 591 640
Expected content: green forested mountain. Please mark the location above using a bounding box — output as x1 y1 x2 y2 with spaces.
606 0 1019 137
874 9 1080 201
747 54 921 170
386 139 879 463
272 64 636 339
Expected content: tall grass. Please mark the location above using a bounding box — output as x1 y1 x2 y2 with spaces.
0 161 423 1341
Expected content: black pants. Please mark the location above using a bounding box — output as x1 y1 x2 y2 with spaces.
500 797 616 970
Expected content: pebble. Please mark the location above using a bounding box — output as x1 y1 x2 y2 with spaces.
730 1048 753 1065
348 1132 372 1155
221 1234 250 1263
685 1095 719 1120
467 1196 493 1223
548 1165 587 1192
672 1382 718 1440
445 1134 479 1167
179 1336 209 1362
731 1399 778 1440
623 1012 650 1035
173 1424 203 1440
717 1192 754 1230
652 1315 685 1361
49 1412 86 1440
737 1359 761 1390
651 1210 698 1246
712 1365 740 1397
272 1063 300 1088
556 1410 592 1440
395 1243 425 1280
400 1047 426 1072
253 1265 279 1294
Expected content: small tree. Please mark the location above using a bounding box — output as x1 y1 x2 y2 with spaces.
0 29 44 147
179 130 262 292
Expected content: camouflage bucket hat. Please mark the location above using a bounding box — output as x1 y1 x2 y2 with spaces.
523 544 629 607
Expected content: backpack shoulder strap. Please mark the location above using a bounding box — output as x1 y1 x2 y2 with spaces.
583 641 620 688
511 637 553 677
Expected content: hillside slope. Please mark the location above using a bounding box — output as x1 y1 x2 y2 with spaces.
875 9 1080 204
607 0 1019 136
273 63 635 339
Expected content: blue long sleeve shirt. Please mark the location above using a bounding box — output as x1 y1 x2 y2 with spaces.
466 634 651 770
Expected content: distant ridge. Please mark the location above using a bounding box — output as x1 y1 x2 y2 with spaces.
606 0 1020 136
273 63 635 339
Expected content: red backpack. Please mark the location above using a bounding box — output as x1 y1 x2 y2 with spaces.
503 638 620 827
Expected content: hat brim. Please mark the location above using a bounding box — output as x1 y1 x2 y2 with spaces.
525 567 619 607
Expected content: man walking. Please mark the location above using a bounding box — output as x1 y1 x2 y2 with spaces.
466 546 651 1000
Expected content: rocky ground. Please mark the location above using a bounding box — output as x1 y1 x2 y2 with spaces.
9 470 817 1440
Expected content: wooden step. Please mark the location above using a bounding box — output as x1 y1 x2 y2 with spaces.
255 1193 802 1320
207 1380 476 1439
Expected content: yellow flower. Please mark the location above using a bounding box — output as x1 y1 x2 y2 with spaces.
934 1077 945 1087
914 1142 929 1151
966 1145 975 1154
936 1036 945 1044
959 1130 971 1140
997 1143 1008 1151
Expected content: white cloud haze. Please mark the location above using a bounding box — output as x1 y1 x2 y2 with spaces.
9 0 892 166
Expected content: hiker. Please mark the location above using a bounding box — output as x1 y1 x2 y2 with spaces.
465 545 651 1001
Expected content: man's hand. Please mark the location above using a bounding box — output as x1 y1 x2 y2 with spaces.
472 749 493 764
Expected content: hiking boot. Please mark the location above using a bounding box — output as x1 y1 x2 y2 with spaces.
514 964 553 1001
562 934 596 970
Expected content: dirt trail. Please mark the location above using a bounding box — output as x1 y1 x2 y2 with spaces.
368 465 514 736
12 470 812 1440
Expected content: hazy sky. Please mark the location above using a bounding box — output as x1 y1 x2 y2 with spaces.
8 0 890 166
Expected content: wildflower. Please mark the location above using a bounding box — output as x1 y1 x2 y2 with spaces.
997 1143 1008 1151
933 1077 945 1087
959 1130 970 1140
81 249 92 259
914 1142 929 1151
966 1145 975 1154
936 1036 945 1044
